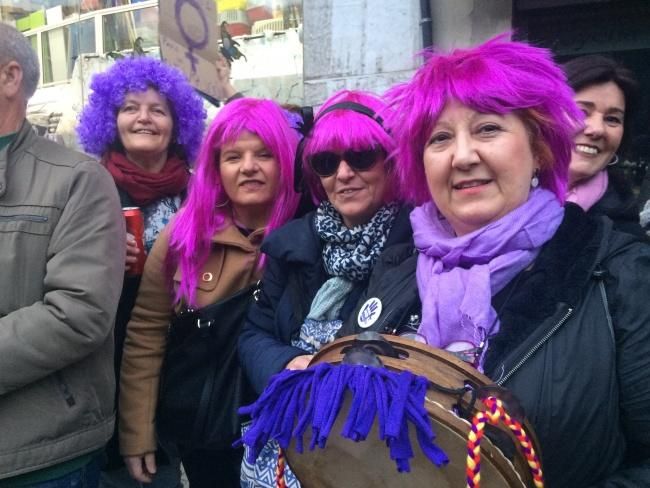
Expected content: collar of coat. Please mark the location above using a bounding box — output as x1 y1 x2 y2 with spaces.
484 202 638 374
212 217 265 252
261 204 413 265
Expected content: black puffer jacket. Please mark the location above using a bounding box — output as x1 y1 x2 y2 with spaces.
589 169 643 237
238 206 413 395
349 204 650 488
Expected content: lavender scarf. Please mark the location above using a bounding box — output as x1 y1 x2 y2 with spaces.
411 189 564 363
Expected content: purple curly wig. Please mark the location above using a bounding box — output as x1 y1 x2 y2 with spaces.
385 34 583 205
167 97 300 306
301 90 399 203
76 56 206 162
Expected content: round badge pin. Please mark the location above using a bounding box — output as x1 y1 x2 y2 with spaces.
357 297 383 329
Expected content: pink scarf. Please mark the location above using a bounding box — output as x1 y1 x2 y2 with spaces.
566 170 608 211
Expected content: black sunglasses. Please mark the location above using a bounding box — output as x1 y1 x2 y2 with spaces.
308 147 385 177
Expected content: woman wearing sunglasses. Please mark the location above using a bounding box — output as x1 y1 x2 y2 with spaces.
238 89 412 486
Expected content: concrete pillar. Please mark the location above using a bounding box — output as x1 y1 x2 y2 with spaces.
302 0 422 105
430 0 513 50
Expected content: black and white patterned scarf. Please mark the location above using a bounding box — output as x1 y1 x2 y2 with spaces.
316 201 400 282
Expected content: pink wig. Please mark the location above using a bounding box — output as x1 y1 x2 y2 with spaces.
301 90 399 203
167 98 300 306
385 34 583 205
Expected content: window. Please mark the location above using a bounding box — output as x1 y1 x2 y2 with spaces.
42 26 70 83
217 0 304 104
3 0 306 151
27 35 37 53
102 6 158 54
41 19 95 83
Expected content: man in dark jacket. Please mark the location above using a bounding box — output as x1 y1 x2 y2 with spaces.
0 22 125 487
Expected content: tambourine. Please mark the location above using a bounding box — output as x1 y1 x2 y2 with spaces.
283 333 543 488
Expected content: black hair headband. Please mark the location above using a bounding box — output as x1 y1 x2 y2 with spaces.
293 102 386 193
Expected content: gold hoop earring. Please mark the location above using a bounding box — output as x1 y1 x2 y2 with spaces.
215 198 230 208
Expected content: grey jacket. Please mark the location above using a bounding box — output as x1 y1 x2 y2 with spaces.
0 121 125 478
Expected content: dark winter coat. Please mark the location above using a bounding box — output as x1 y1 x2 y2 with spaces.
589 168 643 237
238 206 413 395
347 203 650 488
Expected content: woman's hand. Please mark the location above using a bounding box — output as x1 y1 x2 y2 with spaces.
125 233 141 273
286 354 313 370
124 453 157 483
215 53 238 101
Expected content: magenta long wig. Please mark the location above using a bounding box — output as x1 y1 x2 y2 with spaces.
385 34 583 205
301 90 399 203
167 98 300 306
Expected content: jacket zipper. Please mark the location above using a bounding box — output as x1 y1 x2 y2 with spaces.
378 307 398 332
375 273 420 333
496 307 574 386
0 214 48 223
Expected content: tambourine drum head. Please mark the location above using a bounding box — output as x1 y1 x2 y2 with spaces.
285 335 537 488
287 394 525 488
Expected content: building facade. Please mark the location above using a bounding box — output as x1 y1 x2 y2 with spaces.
1 0 647 175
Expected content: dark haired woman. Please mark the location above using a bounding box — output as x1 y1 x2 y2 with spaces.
563 54 644 235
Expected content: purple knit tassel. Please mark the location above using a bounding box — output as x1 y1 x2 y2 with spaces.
292 368 325 453
237 362 448 472
342 367 377 441
389 415 414 472
373 373 389 439
314 365 350 448
385 370 412 439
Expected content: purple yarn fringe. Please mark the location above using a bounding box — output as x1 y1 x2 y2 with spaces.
236 363 449 472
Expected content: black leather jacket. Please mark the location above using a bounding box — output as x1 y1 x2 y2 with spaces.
349 204 650 487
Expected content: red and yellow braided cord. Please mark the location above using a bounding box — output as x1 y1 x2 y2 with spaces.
466 396 544 488
276 447 287 488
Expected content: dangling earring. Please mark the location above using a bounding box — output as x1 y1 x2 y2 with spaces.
215 198 230 208
530 168 540 188
608 154 619 166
